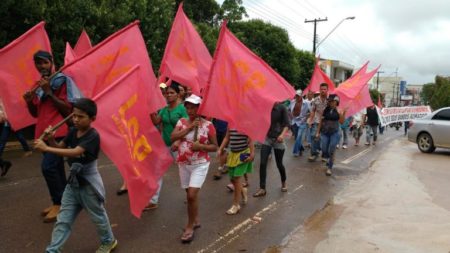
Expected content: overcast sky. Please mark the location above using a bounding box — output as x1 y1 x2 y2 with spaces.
218 0 450 84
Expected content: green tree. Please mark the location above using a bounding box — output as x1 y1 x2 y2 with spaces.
0 0 176 70
295 49 315 90
175 0 220 25
228 19 300 86
219 0 248 23
420 83 435 106
369 89 381 104
430 76 450 109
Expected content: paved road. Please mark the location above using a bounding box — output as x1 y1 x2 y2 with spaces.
0 128 403 253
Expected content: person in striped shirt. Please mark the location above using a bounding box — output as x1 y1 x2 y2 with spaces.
218 128 255 215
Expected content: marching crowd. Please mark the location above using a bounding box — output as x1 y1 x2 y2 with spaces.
0 50 384 252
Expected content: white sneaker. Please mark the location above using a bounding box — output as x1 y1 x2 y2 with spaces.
342 145 347 149
326 169 332 176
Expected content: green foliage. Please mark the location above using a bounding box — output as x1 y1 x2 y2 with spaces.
0 0 176 70
294 49 315 90
0 0 314 88
369 89 381 104
219 0 248 23
420 77 450 110
430 76 450 110
176 0 220 25
229 19 300 86
420 83 435 106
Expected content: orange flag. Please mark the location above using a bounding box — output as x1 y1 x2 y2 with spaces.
93 65 172 218
0 22 51 130
61 21 165 112
159 3 212 95
336 64 379 117
198 21 296 142
73 29 92 56
303 57 335 94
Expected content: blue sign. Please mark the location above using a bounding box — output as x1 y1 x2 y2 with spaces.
400 80 407 95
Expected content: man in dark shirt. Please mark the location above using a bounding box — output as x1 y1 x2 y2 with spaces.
363 104 379 145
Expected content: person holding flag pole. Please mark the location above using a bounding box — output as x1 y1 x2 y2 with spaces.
22 50 82 223
171 95 218 243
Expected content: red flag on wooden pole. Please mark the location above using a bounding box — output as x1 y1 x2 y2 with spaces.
159 3 212 95
93 65 172 218
0 22 51 130
198 21 295 142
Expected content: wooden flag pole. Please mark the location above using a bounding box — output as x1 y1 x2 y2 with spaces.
38 112 74 140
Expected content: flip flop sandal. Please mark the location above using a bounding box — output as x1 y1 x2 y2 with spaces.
181 230 195 243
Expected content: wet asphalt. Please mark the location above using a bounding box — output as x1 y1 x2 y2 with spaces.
0 128 404 253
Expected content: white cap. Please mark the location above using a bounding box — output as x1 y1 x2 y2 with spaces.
185 94 202 105
296 89 302 96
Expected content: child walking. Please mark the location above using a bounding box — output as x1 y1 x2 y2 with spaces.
35 98 117 253
218 128 254 215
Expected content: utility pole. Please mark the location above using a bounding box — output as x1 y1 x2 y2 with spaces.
305 17 328 55
376 71 384 91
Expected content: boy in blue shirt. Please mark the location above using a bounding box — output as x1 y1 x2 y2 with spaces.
35 98 117 253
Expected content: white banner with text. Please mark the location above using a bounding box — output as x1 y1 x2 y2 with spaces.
377 106 432 126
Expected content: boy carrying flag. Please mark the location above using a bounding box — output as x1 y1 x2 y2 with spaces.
34 98 117 253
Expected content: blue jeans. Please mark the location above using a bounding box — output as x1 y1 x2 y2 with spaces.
42 151 67 205
293 123 307 155
46 185 115 253
0 124 31 157
309 123 321 156
339 127 349 146
321 131 340 169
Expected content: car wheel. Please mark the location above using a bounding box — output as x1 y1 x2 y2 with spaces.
417 133 436 153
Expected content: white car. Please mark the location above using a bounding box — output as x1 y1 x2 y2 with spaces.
408 107 450 153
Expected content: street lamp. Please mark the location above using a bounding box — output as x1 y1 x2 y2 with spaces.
316 16 355 51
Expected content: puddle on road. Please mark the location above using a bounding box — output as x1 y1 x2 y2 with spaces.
281 200 345 253
282 140 450 253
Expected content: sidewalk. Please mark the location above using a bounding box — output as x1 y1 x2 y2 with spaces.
282 139 450 253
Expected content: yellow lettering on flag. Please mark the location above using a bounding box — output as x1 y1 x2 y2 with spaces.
112 93 153 177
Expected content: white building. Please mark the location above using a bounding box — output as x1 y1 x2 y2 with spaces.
319 59 354 84
370 76 403 106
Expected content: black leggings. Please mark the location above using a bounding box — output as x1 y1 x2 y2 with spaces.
259 145 286 189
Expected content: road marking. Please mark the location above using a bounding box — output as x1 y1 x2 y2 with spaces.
198 185 304 253
340 135 396 165
341 148 372 164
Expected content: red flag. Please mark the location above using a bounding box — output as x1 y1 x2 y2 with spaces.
0 22 51 130
93 65 172 218
62 21 165 112
73 29 92 56
159 3 212 95
377 95 383 108
64 42 76 65
303 57 335 94
198 22 296 142
336 65 379 117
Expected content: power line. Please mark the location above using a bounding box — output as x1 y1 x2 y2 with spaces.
245 0 313 37
245 6 313 40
